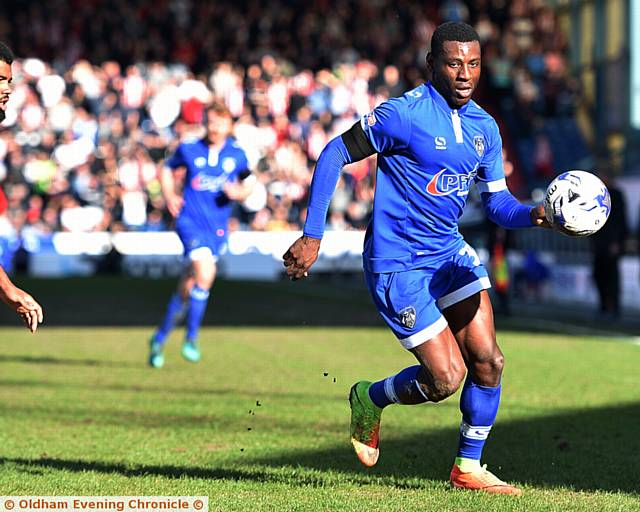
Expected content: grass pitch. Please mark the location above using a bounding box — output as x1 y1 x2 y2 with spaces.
0 278 638 511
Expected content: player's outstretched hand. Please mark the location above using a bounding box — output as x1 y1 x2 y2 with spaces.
166 194 184 218
223 182 249 201
283 236 321 281
2 285 43 333
530 204 551 229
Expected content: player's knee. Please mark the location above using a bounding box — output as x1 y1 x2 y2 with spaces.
483 351 504 377
429 368 465 402
472 350 504 382
492 352 505 373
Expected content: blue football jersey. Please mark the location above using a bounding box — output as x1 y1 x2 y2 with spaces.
167 137 249 233
361 82 507 273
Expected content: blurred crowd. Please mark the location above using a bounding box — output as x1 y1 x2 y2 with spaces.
0 0 581 243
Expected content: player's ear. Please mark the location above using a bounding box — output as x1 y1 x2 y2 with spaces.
426 52 433 74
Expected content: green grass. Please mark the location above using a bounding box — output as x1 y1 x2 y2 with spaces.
0 324 638 511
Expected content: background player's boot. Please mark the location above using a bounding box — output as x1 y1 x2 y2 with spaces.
450 463 522 496
349 380 382 467
148 337 165 369
181 339 201 363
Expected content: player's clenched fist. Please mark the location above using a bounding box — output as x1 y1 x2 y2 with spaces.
283 236 321 280
530 204 551 228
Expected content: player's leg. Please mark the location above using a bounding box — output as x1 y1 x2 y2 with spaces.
149 267 193 368
182 246 217 362
350 326 466 466
350 268 466 467
443 287 521 495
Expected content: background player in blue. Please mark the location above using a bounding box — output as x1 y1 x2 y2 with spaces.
283 22 551 495
149 102 253 368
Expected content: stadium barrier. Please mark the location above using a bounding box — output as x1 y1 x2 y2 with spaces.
21 230 640 309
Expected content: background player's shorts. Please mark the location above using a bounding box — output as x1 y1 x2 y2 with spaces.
364 243 491 350
176 219 227 262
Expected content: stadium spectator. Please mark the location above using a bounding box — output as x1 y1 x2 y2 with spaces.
591 171 628 319
0 0 582 263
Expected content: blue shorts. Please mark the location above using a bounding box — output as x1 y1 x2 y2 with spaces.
364 243 491 350
176 219 227 262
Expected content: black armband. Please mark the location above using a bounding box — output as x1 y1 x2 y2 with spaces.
341 121 376 161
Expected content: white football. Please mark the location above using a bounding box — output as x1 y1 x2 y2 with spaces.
544 170 611 236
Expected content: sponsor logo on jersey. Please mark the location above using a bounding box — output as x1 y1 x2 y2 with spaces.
435 136 447 150
398 306 416 329
426 168 477 196
191 173 228 192
473 135 485 157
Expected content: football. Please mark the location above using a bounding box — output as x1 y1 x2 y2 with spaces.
544 170 611 236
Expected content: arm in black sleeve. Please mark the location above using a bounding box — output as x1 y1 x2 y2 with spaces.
341 121 376 161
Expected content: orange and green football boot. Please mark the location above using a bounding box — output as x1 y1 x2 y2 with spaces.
349 381 383 467
450 463 522 496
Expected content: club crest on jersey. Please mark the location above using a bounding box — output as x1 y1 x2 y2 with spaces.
366 112 377 126
426 168 477 196
473 135 485 157
194 157 207 168
398 306 416 329
222 157 237 173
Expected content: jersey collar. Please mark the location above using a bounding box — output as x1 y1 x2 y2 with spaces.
426 82 471 114
200 136 232 153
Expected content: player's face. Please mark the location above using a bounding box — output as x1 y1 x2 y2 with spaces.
206 111 233 145
0 60 13 122
429 40 481 109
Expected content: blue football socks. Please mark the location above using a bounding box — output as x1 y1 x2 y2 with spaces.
456 376 501 461
368 365 430 408
185 285 210 342
154 293 187 344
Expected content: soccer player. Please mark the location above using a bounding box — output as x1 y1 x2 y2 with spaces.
0 42 43 333
149 102 253 368
283 22 550 495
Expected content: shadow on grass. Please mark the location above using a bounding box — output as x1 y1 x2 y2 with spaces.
0 377 344 403
0 354 141 368
2 403 638 494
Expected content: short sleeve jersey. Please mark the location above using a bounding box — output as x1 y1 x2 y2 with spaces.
361 82 507 273
166 137 249 233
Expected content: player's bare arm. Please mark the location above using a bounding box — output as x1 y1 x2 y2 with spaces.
283 121 375 280
160 164 184 218
0 266 43 333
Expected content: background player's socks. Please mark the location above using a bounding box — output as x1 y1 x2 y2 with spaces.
457 376 501 461
154 293 186 344
455 456 482 473
185 285 210 341
368 365 430 408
